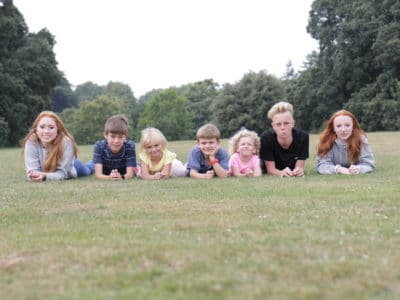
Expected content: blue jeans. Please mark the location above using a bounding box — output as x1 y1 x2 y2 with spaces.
74 159 95 177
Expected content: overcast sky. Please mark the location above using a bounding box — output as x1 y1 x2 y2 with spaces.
13 0 318 97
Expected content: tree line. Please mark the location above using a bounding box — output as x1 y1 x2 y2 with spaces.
1 0 399 147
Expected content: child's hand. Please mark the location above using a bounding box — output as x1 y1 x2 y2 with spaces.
208 145 220 160
204 170 215 179
348 165 359 174
110 169 123 180
292 167 304 177
28 170 46 181
280 167 294 177
244 169 254 177
154 172 167 180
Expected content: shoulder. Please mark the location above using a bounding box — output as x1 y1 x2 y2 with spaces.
125 140 136 148
293 128 309 138
217 148 228 156
260 130 274 138
361 135 369 144
94 140 107 148
260 130 275 143
190 146 202 155
139 151 150 162
25 138 39 148
62 136 74 146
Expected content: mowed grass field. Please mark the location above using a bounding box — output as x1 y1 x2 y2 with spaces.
0 132 399 300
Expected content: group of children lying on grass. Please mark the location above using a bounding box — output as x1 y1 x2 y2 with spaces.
22 102 375 182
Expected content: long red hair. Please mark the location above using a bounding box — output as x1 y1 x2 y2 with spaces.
21 111 78 172
317 110 365 163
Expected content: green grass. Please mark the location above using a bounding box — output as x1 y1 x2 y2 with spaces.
1 132 399 299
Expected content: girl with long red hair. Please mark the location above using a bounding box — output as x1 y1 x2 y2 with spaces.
22 111 94 181
316 110 375 174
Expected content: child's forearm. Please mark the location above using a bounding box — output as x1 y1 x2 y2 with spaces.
212 163 228 178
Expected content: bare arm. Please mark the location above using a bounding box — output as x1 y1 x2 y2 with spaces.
265 160 292 177
292 160 305 177
190 169 214 179
140 160 171 180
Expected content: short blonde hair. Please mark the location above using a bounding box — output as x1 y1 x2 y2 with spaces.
196 123 220 141
228 128 260 156
138 127 167 153
267 101 293 120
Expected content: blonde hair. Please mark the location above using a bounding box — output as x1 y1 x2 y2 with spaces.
196 123 220 141
104 115 129 135
267 101 294 120
138 127 167 153
228 128 260 156
21 111 78 172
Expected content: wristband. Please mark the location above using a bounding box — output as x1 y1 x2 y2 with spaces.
210 159 219 165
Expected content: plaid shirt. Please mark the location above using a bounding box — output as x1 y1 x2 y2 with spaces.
93 140 137 175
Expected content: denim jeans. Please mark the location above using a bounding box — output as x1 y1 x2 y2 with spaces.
74 159 94 177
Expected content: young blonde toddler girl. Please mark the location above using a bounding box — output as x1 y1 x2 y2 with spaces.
138 127 186 180
228 128 262 177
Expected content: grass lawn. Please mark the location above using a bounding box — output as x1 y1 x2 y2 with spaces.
0 132 399 299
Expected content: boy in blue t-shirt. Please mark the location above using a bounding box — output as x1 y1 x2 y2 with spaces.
93 115 137 180
186 123 229 179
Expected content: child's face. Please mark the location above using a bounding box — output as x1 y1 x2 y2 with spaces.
145 141 163 158
237 136 256 156
104 132 126 154
198 137 219 157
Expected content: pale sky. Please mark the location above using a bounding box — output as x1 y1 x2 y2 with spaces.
13 0 318 97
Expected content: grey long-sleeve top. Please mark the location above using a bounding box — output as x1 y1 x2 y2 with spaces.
24 137 77 181
316 136 375 174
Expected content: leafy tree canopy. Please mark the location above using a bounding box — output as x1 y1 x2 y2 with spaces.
211 71 285 137
137 89 193 141
0 0 61 146
292 0 400 131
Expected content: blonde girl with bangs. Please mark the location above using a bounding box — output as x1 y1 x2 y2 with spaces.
138 127 186 180
22 111 94 181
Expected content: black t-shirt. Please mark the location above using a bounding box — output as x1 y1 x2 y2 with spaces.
259 128 309 170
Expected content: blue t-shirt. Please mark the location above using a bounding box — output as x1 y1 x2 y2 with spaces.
186 146 229 175
93 140 137 175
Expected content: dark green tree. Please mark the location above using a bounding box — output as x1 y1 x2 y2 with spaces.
104 81 140 132
51 76 78 112
211 71 285 137
0 0 61 146
62 95 124 145
137 89 193 141
74 81 104 103
177 79 220 134
301 0 400 130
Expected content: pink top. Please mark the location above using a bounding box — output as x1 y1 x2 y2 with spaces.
228 153 260 175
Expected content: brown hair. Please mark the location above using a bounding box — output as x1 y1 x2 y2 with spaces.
317 110 365 163
21 111 78 172
196 123 220 141
104 115 129 135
